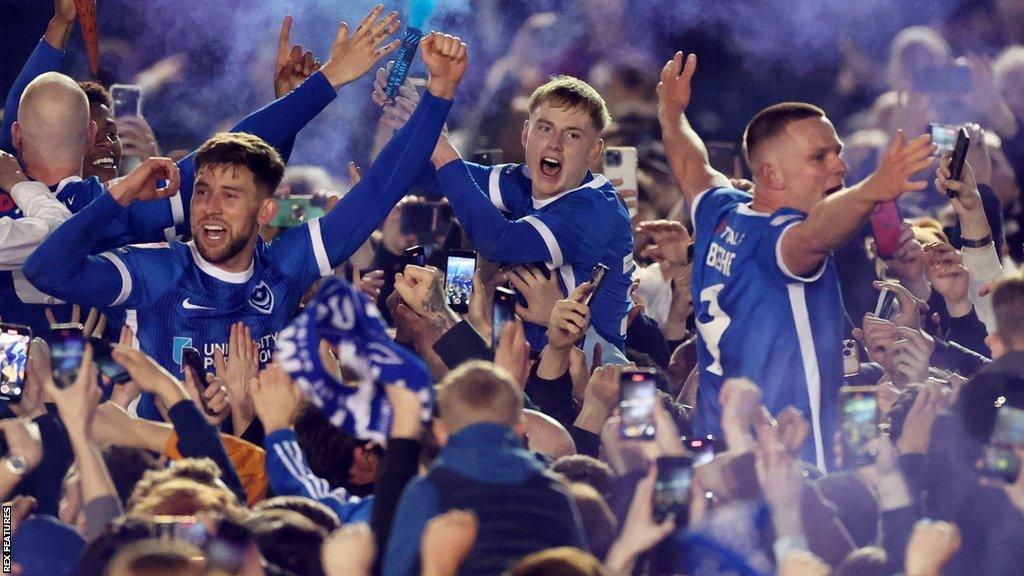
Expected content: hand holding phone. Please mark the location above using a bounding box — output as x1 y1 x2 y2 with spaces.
619 368 658 440
49 323 85 390
653 455 694 521
0 324 32 403
582 263 609 307
947 127 970 190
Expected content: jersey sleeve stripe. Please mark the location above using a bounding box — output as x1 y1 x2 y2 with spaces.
99 251 133 306
776 222 827 282
488 166 508 212
307 218 333 277
521 215 564 268
169 190 185 226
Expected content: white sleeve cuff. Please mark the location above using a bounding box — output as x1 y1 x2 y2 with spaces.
521 215 564 268
99 251 133 306
307 218 333 277
488 166 508 212
776 222 827 282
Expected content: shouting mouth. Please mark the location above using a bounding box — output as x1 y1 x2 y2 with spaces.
539 157 562 179
202 224 227 242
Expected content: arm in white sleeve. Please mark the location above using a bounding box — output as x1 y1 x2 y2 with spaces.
0 181 71 270
962 245 1004 333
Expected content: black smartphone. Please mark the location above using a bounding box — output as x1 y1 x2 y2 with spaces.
685 435 716 467
471 149 503 166
492 286 517 348
0 324 32 403
839 385 879 469
619 368 659 440
978 444 1022 483
653 455 694 521
582 263 609 306
445 249 477 314
404 245 426 268
948 127 970 189
181 347 208 395
89 337 131 385
873 287 897 320
50 323 85 389
992 405 1024 448
400 200 448 237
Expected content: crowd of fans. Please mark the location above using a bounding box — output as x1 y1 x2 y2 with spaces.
2 0 1024 575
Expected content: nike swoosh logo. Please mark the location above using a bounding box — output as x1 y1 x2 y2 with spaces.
182 298 215 310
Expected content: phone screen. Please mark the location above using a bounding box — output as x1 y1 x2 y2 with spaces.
654 455 694 520
686 435 716 467
270 197 325 229
619 370 658 439
89 337 131 385
50 324 85 389
929 123 959 154
445 251 477 313
992 406 1024 448
110 84 143 118
840 387 879 468
0 325 31 403
492 287 517 348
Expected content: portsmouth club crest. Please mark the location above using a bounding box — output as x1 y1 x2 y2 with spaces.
249 281 274 314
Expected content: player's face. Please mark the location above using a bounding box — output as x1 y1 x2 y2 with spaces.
83 103 121 183
191 164 273 270
522 102 604 199
769 117 847 212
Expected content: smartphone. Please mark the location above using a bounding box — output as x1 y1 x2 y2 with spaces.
653 455 694 521
869 201 902 259
929 123 959 155
181 346 208 395
582 263 609 307
873 287 897 320
404 245 426 268
604 146 638 194
685 435 716 467
492 286 517 349
445 250 477 314
400 200 448 237
842 339 861 378
471 149 504 166
992 405 1024 448
0 324 31 403
978 444 1022 483
270 196 326 228
948 127 970 188
619 368 659 440
839 385 879 469
110 84 143 118
153 515 209 546
50 323 85 389
89 337 131 385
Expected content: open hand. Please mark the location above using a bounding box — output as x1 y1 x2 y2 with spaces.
321 5 401 90
657 52 697 120
251 364 303 434
863 130 935 203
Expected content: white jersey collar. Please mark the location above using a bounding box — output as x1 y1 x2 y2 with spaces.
55 175 83 194
187 241 254 284
531 171 609 210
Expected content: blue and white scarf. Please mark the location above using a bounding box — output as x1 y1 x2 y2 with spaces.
275 278 433 444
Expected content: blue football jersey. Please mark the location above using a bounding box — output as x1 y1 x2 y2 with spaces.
464 162 634 349
690 187 844 469
101 221 333 420
0 176 166 336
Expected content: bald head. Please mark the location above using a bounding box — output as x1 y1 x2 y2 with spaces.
14 72 93 170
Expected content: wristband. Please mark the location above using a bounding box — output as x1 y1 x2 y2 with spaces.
961 235 993 248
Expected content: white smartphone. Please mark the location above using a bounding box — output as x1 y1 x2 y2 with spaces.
603 146 638 215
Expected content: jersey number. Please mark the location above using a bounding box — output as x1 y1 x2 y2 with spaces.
696 283 730 376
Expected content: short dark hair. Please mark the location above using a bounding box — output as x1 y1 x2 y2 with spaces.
992 272 1024 346
506 547 608 576
253 496 342 532
248 509 327 576
194 132 285 197
742 102 826 165
529 76 612 132
550 455 613 495
78 81 112 108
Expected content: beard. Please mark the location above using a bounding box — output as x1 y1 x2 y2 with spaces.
194 225 254 265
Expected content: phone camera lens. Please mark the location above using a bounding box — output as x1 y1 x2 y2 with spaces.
605 150 622 166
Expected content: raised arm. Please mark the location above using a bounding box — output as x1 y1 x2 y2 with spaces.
0 152 71 268
780 131 935 276
656 52 731 206
23 158 180 307
0 0 75 152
